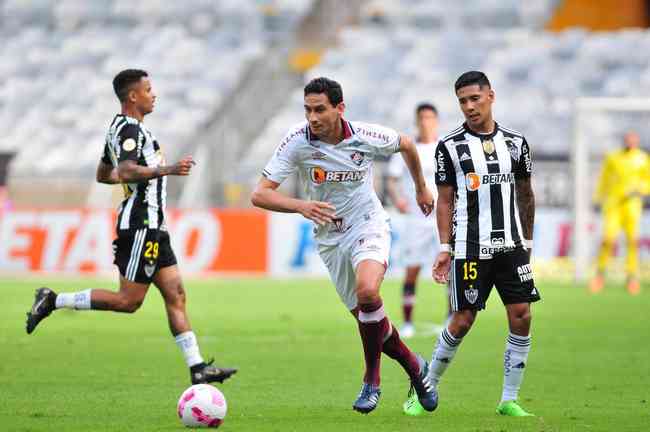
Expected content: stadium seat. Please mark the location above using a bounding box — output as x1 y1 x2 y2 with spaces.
0 0 314 178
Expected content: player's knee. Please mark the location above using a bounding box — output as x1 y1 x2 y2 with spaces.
167 282 186 309
458 314 475 333
356 280 380 304
449 310 475 336
118 295 144 313
509 306 531 327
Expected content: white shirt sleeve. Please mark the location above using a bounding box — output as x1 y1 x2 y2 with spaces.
262 128 302 184
354 122 401 158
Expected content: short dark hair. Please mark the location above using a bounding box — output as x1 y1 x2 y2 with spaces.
416 102 437 116
454 71 491 92
113 69 148 103
304 77 343 106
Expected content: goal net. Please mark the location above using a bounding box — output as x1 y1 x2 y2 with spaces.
572 97 650 281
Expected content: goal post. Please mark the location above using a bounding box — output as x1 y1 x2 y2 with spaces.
572 97 650 282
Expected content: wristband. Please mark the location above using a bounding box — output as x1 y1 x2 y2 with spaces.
524 239 533 249
439 243 452 253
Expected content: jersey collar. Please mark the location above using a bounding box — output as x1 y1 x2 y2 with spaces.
463 121 499 140
306 119 354 143
116 113 142 124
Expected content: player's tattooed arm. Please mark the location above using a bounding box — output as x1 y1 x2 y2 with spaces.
251 177 335 226
398 134 434 215
96 160 120 184
118 156 195 182
515 177 535 240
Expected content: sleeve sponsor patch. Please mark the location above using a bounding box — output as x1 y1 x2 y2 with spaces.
122 138 136 152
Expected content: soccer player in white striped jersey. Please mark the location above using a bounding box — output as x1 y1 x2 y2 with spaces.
403 71 539 417
252 77 438 414
386 102 448 338
25 69 236 385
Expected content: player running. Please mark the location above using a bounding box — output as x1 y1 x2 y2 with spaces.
590 131 650 295
25 69 237 385
386 102 447 337
251 77 438 414
403 71 539 417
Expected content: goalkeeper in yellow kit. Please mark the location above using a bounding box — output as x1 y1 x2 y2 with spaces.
590 132 650 295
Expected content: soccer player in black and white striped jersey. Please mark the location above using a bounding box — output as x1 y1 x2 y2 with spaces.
402 71 539 417
25 69 236 386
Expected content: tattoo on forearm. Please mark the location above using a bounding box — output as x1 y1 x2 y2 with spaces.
516 179 535 240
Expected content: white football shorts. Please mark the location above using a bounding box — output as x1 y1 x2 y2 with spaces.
399 216 439 268
318 219 391 310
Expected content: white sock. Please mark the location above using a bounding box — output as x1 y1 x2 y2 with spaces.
428 327 463 388
501 333 531 402
55 290 92 310
175 331 205 368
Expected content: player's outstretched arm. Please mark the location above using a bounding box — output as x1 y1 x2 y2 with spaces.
96 160 120 184
117 156 195 183
515 177 535 247
251 177 335 226
432 184 454 283
398 135 433 215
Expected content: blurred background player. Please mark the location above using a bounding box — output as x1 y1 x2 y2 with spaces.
590 131 650 295
25 69 237 385
252 77 438 414
386 102 446 338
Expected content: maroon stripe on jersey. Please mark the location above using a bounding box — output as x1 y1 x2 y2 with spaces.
342 119 353 139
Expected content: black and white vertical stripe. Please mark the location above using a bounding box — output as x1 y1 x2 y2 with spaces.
438 123 527 259
103 114 167 231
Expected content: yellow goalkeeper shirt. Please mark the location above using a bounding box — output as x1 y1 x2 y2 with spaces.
595 147 650 207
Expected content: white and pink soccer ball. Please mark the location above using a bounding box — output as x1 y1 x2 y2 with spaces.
177 384 227 428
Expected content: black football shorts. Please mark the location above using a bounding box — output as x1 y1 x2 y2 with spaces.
449 247 540 312
113 229 177 284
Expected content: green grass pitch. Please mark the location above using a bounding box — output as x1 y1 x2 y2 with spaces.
0 276 648 431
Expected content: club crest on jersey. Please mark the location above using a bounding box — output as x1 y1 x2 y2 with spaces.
350 151 365 166
482 139 495 154
464 287 478 304
505 140 520 160
310 167 365 184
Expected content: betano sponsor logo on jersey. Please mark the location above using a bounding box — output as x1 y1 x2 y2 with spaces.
465 172 515 191
310 167 366 184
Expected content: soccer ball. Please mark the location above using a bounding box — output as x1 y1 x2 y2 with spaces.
177 384 227 428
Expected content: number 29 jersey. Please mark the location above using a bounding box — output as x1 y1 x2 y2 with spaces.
263 119 401 246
